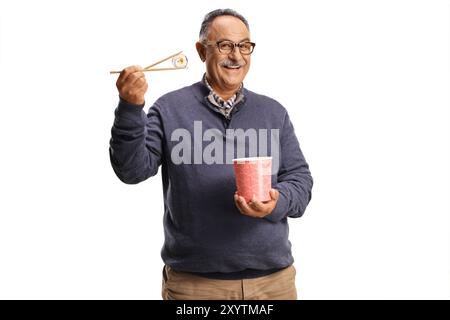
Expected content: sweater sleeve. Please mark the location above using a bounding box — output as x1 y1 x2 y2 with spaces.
264 112 313 222
109 98 164 184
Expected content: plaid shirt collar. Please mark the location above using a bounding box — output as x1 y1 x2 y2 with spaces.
203 74 244 110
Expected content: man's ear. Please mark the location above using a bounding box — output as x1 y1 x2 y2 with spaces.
196 42 206 62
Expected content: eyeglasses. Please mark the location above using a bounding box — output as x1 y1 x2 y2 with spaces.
203 40 256 55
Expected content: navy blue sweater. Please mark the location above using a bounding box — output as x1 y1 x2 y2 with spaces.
109 81 313 274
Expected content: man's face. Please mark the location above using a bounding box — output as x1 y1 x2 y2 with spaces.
197 15 251 94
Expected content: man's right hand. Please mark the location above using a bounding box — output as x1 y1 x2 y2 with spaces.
116 66 148 105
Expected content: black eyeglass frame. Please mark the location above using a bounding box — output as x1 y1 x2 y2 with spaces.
202 40 256 55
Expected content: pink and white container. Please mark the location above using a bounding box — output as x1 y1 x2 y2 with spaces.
233 156 272 202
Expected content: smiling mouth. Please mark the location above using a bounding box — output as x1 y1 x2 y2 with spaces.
223 65 242 70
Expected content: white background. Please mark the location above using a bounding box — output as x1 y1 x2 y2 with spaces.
0 0 448 299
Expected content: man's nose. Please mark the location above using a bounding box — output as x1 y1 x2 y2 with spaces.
228 45 244 60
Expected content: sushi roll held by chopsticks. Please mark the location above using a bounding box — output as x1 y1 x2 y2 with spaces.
110 51 188 74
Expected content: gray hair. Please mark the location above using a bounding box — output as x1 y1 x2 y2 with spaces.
199 9 250 41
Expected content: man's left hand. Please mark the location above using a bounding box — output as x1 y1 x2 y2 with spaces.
234 189 280 218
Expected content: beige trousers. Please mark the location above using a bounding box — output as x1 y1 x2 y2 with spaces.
162 265 297 300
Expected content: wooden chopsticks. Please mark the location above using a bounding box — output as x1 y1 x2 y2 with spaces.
110 51 187 74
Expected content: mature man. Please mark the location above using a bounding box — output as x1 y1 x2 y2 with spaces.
109 9 313 300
